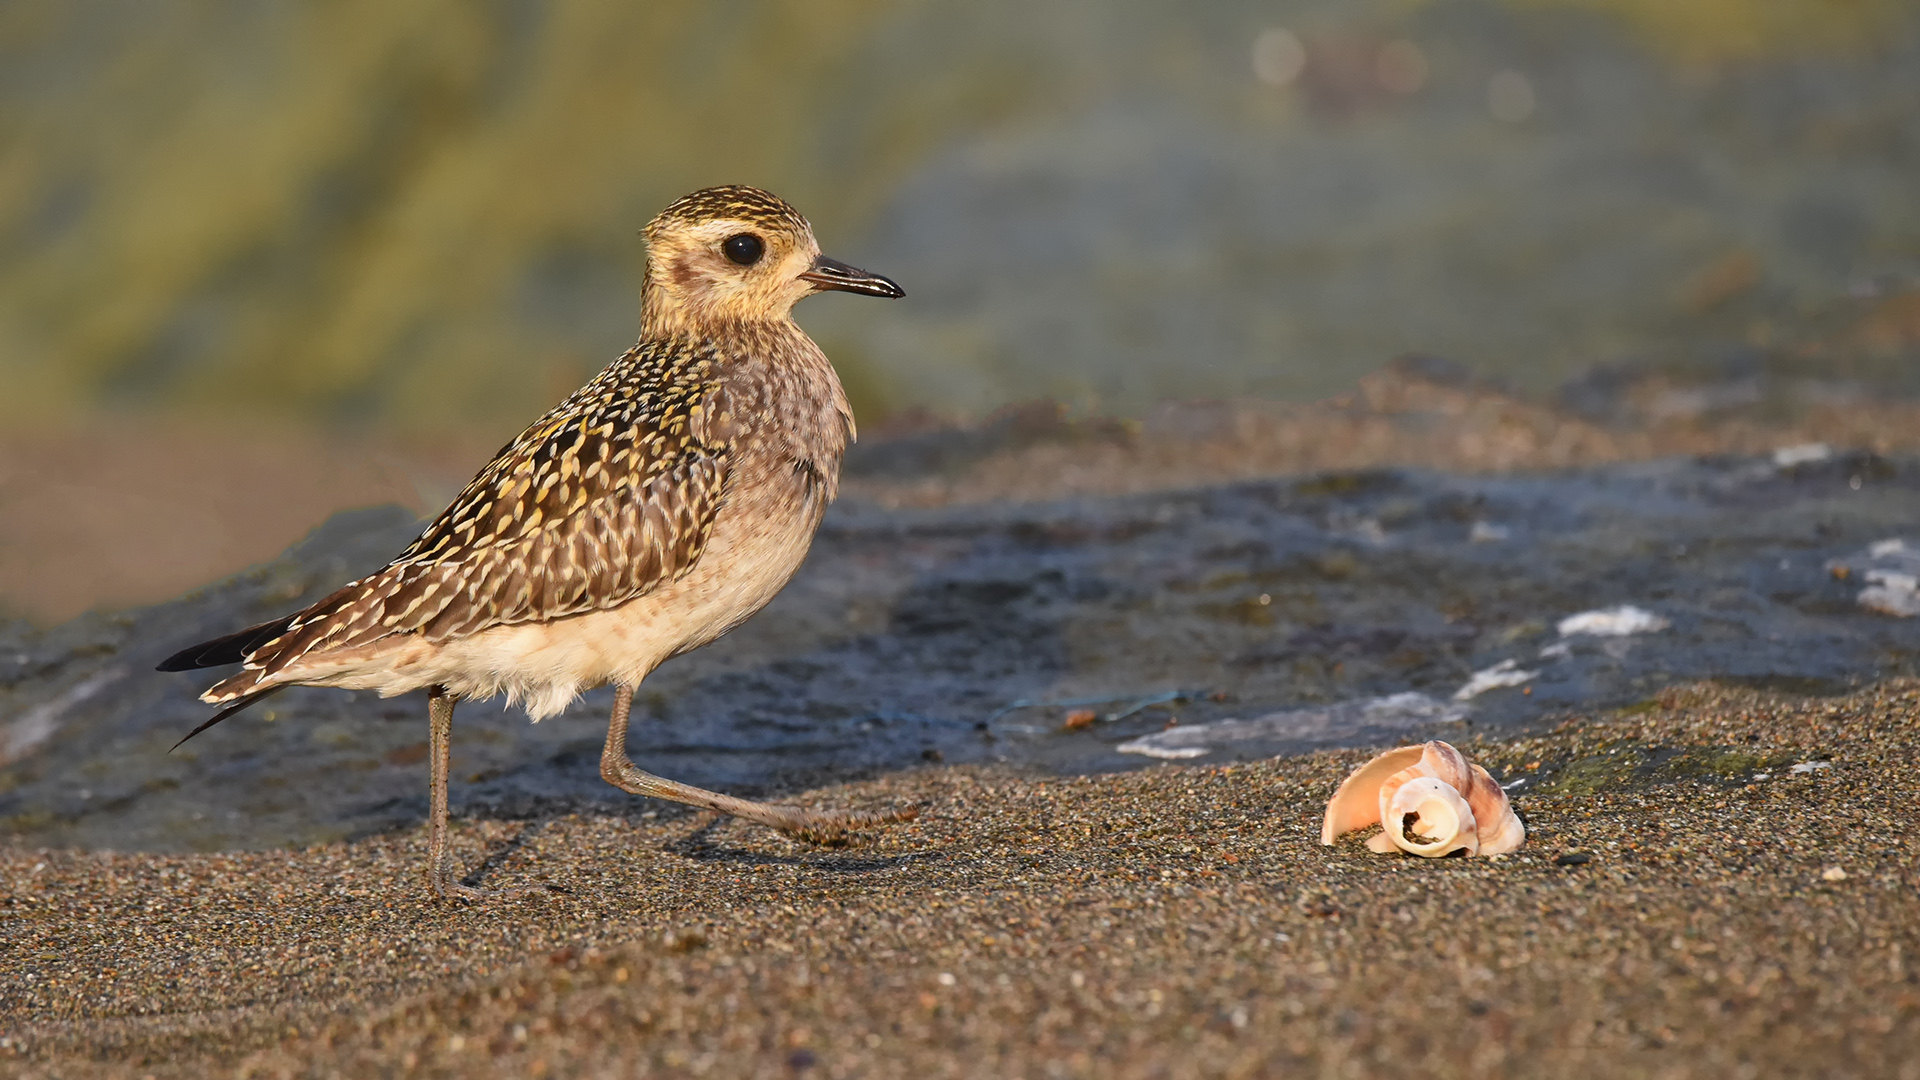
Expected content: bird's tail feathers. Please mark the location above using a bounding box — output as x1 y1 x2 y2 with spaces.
171 686 285 751
156 614 301 672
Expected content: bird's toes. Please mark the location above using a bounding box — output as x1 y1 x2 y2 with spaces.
781 803 921 845
784 824 853 847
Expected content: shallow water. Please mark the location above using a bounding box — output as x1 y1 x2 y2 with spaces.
2 448 1914 852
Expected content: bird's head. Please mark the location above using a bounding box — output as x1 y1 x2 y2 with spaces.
640 185 902 336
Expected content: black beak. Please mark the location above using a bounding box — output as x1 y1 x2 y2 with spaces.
800 255 904 298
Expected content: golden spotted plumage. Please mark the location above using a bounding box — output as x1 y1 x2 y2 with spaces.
201 341 729 700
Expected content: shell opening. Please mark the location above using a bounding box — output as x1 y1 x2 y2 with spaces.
1383 776 1479 857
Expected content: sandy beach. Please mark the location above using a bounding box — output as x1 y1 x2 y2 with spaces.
4 679 1916 1078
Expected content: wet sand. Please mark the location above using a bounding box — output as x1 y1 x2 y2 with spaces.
4 680 1916 1078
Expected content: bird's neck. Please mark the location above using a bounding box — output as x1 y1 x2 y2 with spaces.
639 279 697 339
631 292 857 453
640 279 799 341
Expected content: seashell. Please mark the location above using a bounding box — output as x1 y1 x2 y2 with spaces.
1321 740 1524 857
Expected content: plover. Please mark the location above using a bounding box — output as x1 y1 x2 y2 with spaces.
160 185 911 899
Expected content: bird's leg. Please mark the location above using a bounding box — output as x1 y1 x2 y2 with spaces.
600 684 917 844
426 686 486 900
426 686 551 901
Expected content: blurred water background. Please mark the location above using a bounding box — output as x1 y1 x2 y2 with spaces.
2 0 1919 621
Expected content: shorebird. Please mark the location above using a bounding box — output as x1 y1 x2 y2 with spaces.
159 185 912 900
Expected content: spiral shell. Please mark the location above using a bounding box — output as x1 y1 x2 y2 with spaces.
1321 740 1524 857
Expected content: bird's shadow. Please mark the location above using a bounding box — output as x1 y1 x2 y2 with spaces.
659 814 946 872
462 815 573 893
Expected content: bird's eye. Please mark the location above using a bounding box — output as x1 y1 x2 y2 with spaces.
722 233 765 266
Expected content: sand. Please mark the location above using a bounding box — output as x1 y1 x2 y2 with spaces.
4 680 1917 1079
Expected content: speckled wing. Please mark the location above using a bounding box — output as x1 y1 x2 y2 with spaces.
225 345 730 692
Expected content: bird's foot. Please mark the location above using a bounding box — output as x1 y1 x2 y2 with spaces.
776 803 921 847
